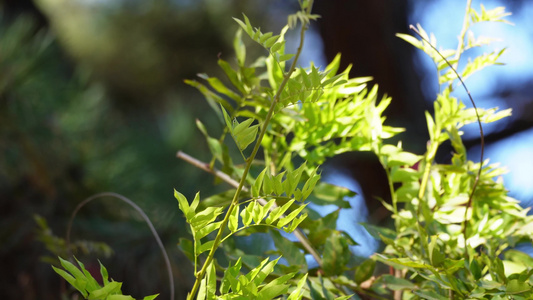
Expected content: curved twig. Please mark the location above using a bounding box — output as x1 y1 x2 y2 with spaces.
409 24 484 257
67 192 175 300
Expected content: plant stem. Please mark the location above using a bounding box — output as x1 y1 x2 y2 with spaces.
452 0 472 70
186 3 314 299
177 150 323 266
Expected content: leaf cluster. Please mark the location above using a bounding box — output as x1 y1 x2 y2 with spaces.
53 257 158 300
54 1 533 300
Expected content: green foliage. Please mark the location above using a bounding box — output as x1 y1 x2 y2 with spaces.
53 257 158 300
34 214 113 265
55 1 533 299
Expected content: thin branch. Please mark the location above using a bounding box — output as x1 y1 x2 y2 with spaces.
177 150 323 266
186 3 315 298
410 23 484 259
67 192 174 300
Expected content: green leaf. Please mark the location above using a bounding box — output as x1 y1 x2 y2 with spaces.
506 279 531 295
178 238 194 262
141 295 159 300
196 119 224 163
470 4 512 24
273 172 285 196
256 273 295 300
252 168 267 198
229 205 239 232
270 230 306 270
266 200 294 224
241 203 253 226
253 256 281 286
287 274 308 300
264 35 280 48
58 257 84 278
322 231 350 276
206 262 217 299
378 274 416 291
429 236 445 267
469 258 482 280
98 260 109 285
277 203 307 229
251 201 265 224
309 182 353 208
279 53 295 62
184 79 231 122
360 223 396 241
197 240 216 255
235 123 259 151
286 213 307 233
270 41 284 54
74 258 100 292
52 265 88 298
88 281 122 299
413 290 449 300
234 29 246 67
218 59 246 94
107 295 136 300
221 258 242 294
174 189 189 217
354 259 375 284
196 221 222 240
233 14 254 37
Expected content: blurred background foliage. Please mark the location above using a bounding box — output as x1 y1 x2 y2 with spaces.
1 0 532 299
